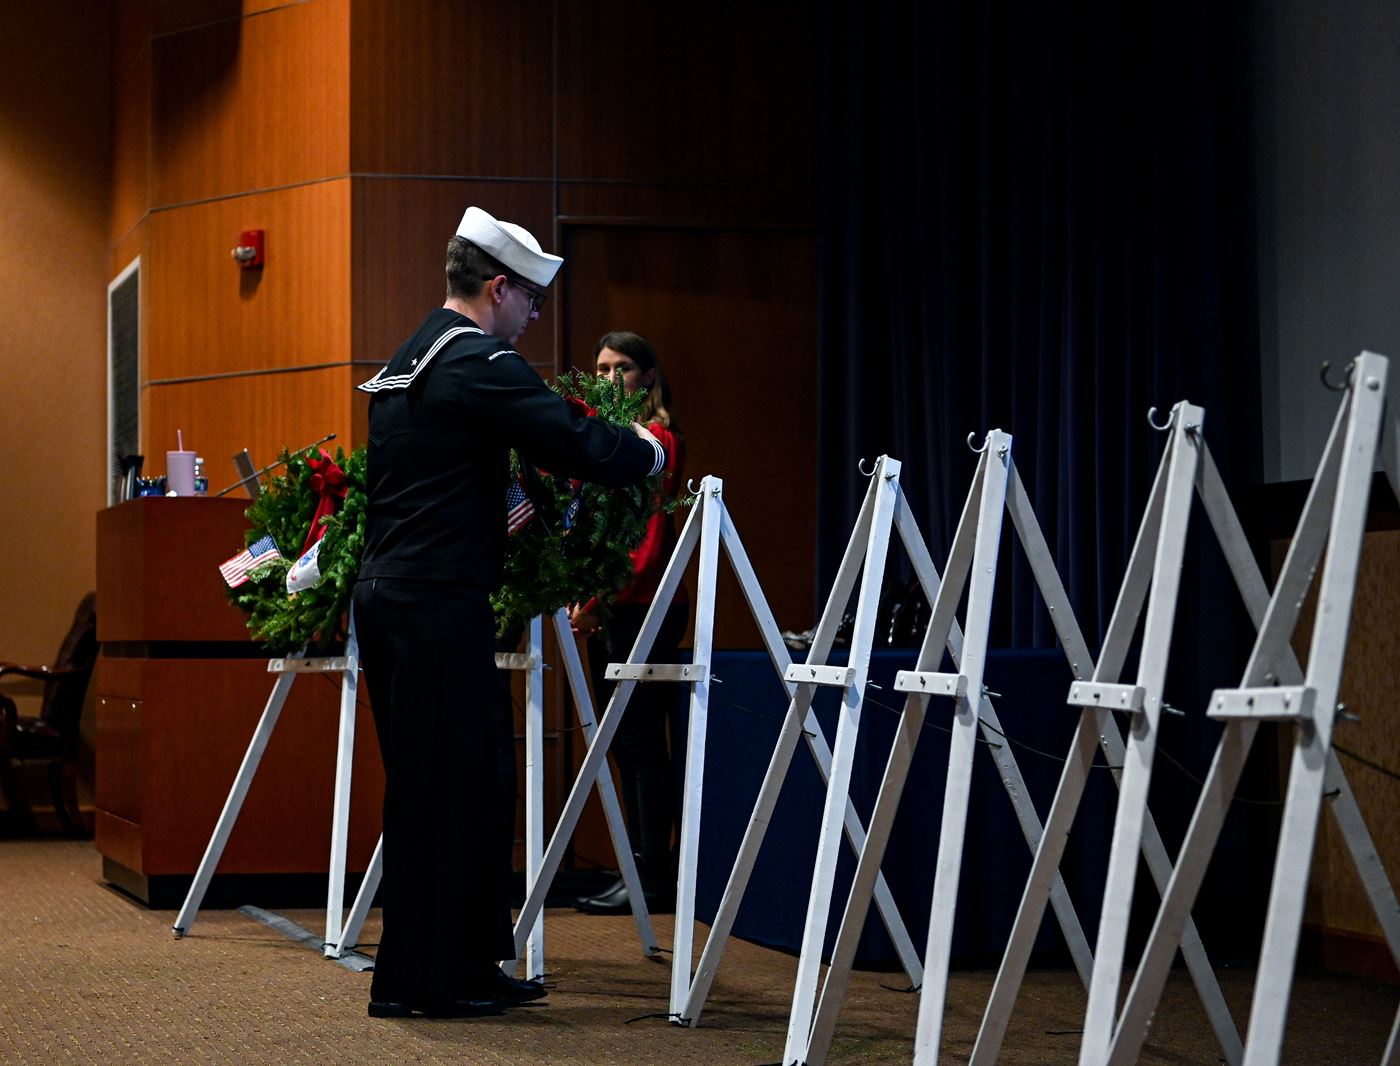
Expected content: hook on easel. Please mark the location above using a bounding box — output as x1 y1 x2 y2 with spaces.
858 457 877 477
1320 360 1353 393
966 432 990 454
685 478 703 497
1146 406 1176 433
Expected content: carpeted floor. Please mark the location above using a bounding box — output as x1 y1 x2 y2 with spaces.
1 839 1393 1064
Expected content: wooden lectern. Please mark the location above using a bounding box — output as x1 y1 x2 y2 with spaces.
94 497 383 905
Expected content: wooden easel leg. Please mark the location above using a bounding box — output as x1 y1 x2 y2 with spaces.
781 458 901 1064
551 609 658 959
1078 406 1204 1066
173 670 298 937
912 435 1011 1065
521 615 546 977
323 619 360 957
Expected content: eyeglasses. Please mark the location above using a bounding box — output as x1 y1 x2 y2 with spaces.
483 273 547 313
511 275 548 313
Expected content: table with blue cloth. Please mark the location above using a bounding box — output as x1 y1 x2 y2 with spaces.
679 647 1118 969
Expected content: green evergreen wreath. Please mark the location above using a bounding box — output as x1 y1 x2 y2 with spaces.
491 369 682 636
227 371 683 653
226 446 366 656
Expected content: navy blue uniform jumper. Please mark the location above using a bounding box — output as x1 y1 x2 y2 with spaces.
354 308 661 1003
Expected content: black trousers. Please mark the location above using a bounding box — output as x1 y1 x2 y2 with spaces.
586 598 688 885
353 578 516 1002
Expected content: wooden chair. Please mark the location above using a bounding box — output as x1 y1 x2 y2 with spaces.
0 592 98 835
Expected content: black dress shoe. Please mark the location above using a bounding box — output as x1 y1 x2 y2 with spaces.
367 996 504 1019
574 877 627 913
574 880 674 915
576 874 627 907
465 965 547 1004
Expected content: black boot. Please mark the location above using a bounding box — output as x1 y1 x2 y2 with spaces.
574 861 674 915
574 876 627 913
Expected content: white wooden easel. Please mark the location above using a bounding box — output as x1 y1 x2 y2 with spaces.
330 608 659 977
785 435 1088 1065
765 453 912 1061
785 435 1237 1065
672 463 932 1030
1101 352 1400 1066
172 617 362 958
1062 401 1244 1066
503 474 927 1022
963 404 1244 1066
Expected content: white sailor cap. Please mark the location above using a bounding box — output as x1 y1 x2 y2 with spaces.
455 206 563 288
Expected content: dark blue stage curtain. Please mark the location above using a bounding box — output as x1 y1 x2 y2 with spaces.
815 4 1273 958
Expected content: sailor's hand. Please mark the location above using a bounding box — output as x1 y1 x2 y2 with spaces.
569 604 600 636
632 422 659 446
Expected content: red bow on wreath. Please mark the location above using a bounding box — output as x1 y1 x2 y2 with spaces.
301 448 348 555
564 396 598 419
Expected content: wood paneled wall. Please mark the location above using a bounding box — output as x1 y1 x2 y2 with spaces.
348 1 553 177
114 0 817 623
150 2 349 206
343 0 820 643
115 0 356 485
108 0 818 867
562 226 818 643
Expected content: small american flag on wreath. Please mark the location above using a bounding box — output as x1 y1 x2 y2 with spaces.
505 476 536 535
218 535 281 588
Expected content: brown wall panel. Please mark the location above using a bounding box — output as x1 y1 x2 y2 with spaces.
349 0 553 177
115 0 154 62
560 181 815 231
562 225 818 642
146 179 351 379
111 15 152 244
557 1 817 186
154 0 297 36
151 0 349 207
350 177 557 368
110 225 147 284
143 366 354 490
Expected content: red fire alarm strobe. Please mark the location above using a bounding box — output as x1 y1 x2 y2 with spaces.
231 229 265 269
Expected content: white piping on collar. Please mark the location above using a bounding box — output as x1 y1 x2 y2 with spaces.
357 325 485 393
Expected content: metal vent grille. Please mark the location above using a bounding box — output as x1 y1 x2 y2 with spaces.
108 260 140 504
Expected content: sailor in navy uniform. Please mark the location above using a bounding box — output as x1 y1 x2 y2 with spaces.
353 206 664 1018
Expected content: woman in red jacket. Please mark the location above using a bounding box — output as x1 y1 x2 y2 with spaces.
571 331 688 914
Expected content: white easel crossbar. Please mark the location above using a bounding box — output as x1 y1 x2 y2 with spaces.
172 616 361 960
1103 351 1400 1066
